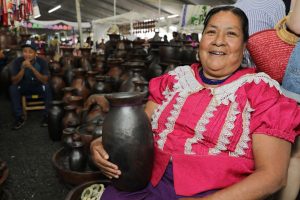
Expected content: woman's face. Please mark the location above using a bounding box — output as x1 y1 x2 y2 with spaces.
199 11 246 79
22 47 36 61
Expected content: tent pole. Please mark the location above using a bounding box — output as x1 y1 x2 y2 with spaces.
75 0 83 47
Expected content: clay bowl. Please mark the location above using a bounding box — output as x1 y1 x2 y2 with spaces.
52 147 106 186
65 180 111 200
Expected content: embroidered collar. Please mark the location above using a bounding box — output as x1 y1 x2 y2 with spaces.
199 67 242 85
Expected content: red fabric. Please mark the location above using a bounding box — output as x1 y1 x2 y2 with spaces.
148 64 300 195
247 29 295 83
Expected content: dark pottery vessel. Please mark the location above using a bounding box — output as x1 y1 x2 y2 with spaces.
67 95 84 116
52 148 105 186
71 68 90 101
86 71 98 89
68 141 87 172
62 87 76 105
50 72 66 100
93 75 113 94
102 92 154 192
62 105 81 129
61 127 76 149
48 100 64 141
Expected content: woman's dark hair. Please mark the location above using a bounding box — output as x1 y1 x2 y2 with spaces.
202 6 249 42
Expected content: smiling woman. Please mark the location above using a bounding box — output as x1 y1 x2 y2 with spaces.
87 6 300 200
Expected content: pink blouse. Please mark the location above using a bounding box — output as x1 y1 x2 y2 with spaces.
148 63 300 196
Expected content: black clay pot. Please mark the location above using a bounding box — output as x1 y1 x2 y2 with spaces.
102 92 154 192
62 105 81 129
48 100 64 141
61 127 76 149
68 141 87 172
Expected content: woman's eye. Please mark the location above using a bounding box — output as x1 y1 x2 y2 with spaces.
205 30 215 34
227 31 237 36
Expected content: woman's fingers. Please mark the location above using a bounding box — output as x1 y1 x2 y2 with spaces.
90 137 121 178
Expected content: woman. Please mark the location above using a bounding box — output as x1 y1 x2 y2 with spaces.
88 6 300 200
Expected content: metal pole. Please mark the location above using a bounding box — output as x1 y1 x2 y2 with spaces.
114 0 117 24
75 0 83 47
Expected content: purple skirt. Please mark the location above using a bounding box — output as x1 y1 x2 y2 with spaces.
100 163 217 200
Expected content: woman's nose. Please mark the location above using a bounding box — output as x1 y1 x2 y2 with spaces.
213 33 226 46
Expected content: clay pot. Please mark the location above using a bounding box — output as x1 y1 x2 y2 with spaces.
181 45 197 65
159 45 181 65
48 100 64 141
50 73 66 100
68 141 87 172
62 127 76 149
79 48 92 72
71 68 90 101
52 148 106 186
86 71 98 89
102 92 154 192
49 61 62 74
93 75 113 94
62 87 76 104
120 67 146 92
67 95 84 116
62 105 81 129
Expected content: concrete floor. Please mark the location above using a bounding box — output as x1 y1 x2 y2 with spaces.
0 92 69 200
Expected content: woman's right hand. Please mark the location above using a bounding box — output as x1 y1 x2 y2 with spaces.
90 137 121 179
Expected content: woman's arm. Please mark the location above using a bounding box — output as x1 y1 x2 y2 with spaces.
287 0 300 34
181 134 291 200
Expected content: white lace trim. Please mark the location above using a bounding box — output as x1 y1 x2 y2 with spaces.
208 99 240 155
229 101 254 157
169 65 203 93
156 66 204 150
210 72 281 106
184 99 217 154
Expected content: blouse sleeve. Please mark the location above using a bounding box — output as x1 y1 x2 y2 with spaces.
248 81 300 142
148 73 176 105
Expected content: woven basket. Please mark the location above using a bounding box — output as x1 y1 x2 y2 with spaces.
247 29 295 83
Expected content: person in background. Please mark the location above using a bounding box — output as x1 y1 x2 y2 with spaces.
163 35 168 42
85 36 94 48
87 6 300 200
9 40 52 130
234 0 286 67
234 0 286 35
276 0 300 199
0 49 8 72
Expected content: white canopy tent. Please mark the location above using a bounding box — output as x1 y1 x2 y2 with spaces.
92 11 180 42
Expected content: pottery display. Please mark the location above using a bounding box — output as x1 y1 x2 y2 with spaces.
62 87 76 105
50 70 66 100
52 148 105 186
62 105 81 129
68 141 87 172
48 100 64 141
71 68 90 101
61 127 76 149
102 92 154 192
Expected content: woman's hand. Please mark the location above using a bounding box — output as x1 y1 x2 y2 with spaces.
84 94 109 112
90 137 121 179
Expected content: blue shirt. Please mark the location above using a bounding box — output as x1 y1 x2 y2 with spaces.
234 0 286 35
11 56 49 86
